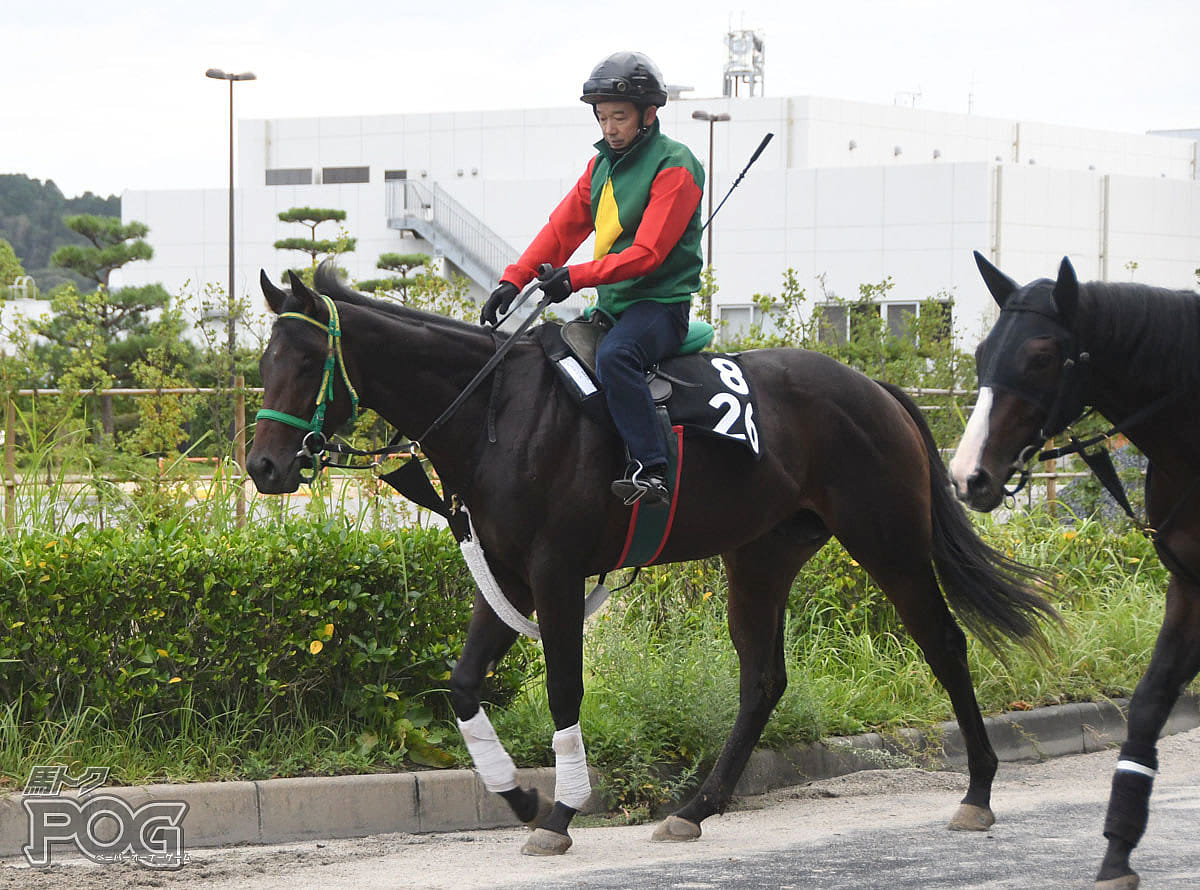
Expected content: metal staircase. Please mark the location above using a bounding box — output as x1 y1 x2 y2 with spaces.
385 180 518 289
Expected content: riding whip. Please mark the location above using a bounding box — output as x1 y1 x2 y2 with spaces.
701 132 774 232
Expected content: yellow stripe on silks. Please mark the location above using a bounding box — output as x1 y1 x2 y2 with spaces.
593 178 623 259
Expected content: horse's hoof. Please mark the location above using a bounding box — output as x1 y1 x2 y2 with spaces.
521 828 572 856
947 803 995 831
1095 875 1139 890
651 814 702 842
523 789 554 830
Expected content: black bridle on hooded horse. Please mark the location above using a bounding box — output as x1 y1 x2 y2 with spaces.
248 262 1055 857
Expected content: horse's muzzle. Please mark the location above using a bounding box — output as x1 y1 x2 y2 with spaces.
247 450 303 494
956 467 1005 512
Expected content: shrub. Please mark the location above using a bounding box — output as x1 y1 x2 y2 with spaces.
0 520 531 734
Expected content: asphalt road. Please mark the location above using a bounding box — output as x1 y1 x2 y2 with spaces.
4 727 1198 889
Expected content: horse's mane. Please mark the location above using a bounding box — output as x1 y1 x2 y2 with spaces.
312 261 491 338
1078 280 1200 391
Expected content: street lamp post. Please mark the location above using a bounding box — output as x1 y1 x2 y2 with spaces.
206 68 256 385
691 110 730 316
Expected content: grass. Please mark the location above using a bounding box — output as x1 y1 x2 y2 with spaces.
0 450 1184 816
484 510 1175 813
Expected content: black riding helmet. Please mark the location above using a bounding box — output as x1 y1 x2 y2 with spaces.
581 52 667 145
580 51 668 108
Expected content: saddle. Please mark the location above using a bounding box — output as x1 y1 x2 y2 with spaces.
559 307 715 402
531 309 761 459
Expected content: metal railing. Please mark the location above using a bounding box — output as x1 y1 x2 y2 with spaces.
385 179 518 286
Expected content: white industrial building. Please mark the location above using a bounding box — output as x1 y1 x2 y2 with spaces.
117 87 1200 347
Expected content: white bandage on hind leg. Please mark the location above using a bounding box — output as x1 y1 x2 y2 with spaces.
457 708 517 792
552 722 592 809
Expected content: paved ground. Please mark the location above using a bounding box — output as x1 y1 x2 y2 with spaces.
4 726 1198 889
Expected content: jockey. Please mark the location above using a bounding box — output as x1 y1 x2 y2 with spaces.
480 51 705 507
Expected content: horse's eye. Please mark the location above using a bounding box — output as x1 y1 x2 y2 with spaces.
1027 352 1055 372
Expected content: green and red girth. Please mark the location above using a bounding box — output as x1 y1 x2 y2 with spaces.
502 120 705 316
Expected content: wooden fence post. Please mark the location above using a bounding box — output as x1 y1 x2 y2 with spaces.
4 395 14 532
234 374 246 527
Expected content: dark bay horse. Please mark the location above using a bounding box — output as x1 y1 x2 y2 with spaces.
950 251 1200 890
248 264 1055 856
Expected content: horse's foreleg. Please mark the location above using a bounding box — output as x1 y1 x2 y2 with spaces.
658 528 815 840
1096 580 1200 889
521 567 588 856
451 588 549 828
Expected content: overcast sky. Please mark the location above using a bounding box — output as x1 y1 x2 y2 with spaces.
6 0 1198 198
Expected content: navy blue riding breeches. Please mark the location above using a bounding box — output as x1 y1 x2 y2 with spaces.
595 299 691 469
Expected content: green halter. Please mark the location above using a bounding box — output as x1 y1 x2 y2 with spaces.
256 293 360 445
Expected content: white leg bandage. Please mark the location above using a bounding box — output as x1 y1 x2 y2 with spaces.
458 708 517 792
552 723 592 809
1116 759 1157 779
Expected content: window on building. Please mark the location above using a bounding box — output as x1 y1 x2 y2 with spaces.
818 302 882 344
887 303 918 338
848 302 882 343
719 304 782 339
322 166 370 184
265 168 313 186
384 169 408 181
721 306 753 338
819 300 955 347
920 300 953 345
817 304 848 345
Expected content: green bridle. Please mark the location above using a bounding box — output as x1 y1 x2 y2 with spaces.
255 294 359 478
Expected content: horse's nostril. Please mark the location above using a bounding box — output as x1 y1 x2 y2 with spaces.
248 454 275 483
966 469 992 498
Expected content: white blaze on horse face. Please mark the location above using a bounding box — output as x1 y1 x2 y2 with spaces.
949 387 995 495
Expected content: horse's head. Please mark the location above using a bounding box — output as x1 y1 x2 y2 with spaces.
949 251 1086 511
247 269 358 494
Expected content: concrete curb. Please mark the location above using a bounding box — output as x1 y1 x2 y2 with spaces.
2 694 1196 857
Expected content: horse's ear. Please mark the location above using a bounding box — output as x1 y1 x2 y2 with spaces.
973 250 1018 308
286 270 322 317
261 269 289 315
1052 256 1079 325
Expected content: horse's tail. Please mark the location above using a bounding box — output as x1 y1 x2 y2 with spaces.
876 380 1059 656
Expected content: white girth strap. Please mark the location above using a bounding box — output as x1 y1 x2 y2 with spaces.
458 507 612 640
457 707 517 792
552 722 592 809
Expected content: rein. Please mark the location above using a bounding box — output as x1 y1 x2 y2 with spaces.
256 280 553 519
1000 357 1200 581
256 279 616 637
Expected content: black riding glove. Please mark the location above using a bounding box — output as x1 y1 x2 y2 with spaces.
537 264 573 303
480 281 519 326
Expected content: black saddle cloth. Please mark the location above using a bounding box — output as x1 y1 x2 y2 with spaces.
531 321 761 459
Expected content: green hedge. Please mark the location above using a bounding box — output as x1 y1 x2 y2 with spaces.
0 520 528 727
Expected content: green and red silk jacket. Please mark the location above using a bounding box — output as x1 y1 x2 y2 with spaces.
501 120 705 317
